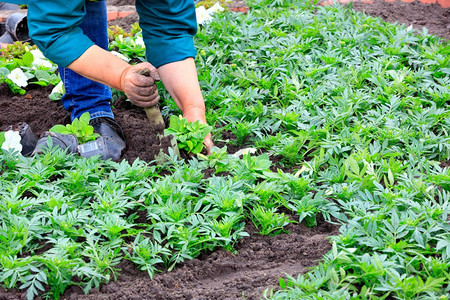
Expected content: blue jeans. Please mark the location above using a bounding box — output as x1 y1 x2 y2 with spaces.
58 0 114 121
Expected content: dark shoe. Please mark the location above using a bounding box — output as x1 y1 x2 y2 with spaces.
33 131 78 155
18 122 37 156
77 117 126 161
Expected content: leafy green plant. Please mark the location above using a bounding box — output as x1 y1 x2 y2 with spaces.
124 234 170 278
49 112 99 144
164 115 212 154
249 205 291 236
0 41 34 60
0 47 59 95
108 32 146 61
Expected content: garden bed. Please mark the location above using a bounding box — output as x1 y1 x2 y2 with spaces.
0 1 449 299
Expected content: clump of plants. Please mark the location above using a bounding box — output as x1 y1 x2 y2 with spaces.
49 112 99 144
196 0 228 9
0 45 60 95
0 41 35 60
164 115 212 154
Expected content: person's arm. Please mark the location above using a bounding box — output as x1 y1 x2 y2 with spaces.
27 0 159 106
27 0 93 68
67 45 160 107
136 0 214 152
158 58 214 153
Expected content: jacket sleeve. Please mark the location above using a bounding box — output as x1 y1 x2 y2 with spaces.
27 0 94 67
135 0 198 68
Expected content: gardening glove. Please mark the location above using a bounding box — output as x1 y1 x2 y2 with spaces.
120 62 160 108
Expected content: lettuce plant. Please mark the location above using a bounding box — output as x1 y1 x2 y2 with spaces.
164 115 212 154
49 112 99 144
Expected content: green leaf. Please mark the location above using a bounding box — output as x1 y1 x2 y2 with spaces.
22 51 34 67
186 140 194 151
49 124 71 134
49 92 62 101
0 131 5 146
279 277 286 289
79 112 91 125
34 70 51 82
346 156 360 175
388 169 395 186
0 67 10 79
192 142 204 154
305 214 317 228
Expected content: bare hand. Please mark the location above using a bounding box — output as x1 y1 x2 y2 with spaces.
120 62 161 108
183 108 214 155
203 133 214 155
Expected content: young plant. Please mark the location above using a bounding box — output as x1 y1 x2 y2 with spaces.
0 41 34 60
164 115 212 154
248 205 291 236
49 112 99 144
124 234 170 278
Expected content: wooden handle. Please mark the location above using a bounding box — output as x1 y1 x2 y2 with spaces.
144 106 165 127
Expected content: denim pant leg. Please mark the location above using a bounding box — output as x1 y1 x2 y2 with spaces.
58 0 114 121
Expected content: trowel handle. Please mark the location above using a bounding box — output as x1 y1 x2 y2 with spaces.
137 67 160 81
144 106 165 127
138 68 165 126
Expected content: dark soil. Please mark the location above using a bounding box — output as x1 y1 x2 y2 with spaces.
109 13 139 33
0 1 448 299
351 0 450 40
59 217 337 300
107 0 450 40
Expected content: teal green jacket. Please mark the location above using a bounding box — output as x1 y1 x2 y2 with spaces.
4 0 197 68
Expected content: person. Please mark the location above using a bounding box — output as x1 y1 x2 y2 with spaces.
3 0 214 160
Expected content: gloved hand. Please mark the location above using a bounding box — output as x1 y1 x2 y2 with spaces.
120 62 161 108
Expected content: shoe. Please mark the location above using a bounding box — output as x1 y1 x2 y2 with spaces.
78 117 126 161
33 131 78 155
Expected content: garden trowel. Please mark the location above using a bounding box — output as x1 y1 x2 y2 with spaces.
138 68 179 164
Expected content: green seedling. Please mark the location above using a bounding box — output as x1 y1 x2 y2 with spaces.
249 205 291 236
0 41 34 60
49 112 99 144
164 115 212 154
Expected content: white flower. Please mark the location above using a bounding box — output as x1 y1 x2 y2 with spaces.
195 6 212 25
232 147 257 158
196 3 224 25
7 68 28 87
30 49 45 60
33 57 53 69
207 2 224 14
51 80 65 95
134 36 145 47
30 49 53 69
1 130 22 153
110 50 130 62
